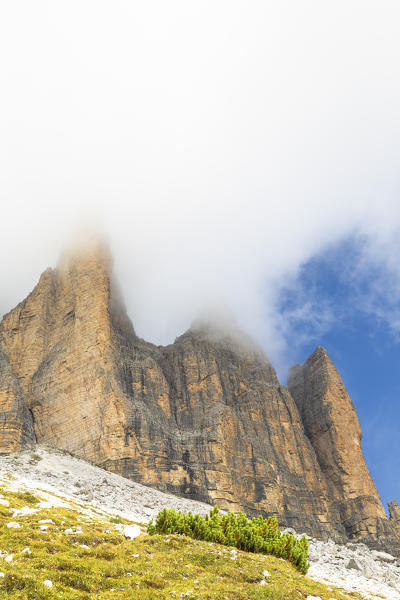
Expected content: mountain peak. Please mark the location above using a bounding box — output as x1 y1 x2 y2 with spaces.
288 346 387 537
57 232 112 274
0 251 398 554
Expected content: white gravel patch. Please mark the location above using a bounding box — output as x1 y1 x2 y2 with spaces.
117 524 142 539
0 445 398 600
0 445 212 523
12 505 38 518
307 537 400 600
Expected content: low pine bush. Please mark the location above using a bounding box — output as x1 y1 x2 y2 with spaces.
147 506 309 574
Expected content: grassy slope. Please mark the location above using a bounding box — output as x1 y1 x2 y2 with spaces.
0 479 367 600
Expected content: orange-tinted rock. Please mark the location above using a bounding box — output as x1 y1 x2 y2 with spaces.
0 240 398 553
0 239 135 465
288 347 398 550
390 501 400 521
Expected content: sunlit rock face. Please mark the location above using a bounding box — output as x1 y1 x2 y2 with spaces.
288 349 399 553
0 240 398 553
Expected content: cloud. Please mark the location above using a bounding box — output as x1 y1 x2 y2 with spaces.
1 1 400 374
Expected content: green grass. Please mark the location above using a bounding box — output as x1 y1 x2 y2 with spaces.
8 490 39 505
0 484 369 599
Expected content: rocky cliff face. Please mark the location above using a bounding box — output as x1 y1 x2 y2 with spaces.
389 502 400 538
106 322 335 539
0 240 398 552
0 344 35 452
288 349 399 552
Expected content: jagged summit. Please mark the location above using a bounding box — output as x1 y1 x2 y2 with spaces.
0 243 399 554
183 315 272 365
288 347 394 545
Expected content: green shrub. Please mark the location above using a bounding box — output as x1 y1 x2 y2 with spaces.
147 506 309 574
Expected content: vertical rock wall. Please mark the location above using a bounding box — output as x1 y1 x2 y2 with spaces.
0 240 132 464
0 240 398 552
0 345 35 452
389 502 400 538
106 323 333 538
288 347 388 541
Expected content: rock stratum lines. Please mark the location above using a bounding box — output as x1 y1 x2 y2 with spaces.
0 239 398 555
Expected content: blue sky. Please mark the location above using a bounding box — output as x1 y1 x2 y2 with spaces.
279 239 400 511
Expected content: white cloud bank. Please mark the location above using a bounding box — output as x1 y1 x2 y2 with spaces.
1 1 400 373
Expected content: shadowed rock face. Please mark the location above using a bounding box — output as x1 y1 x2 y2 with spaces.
0 240 398 552
389 502 400 538
106 323 335 539
390 502 400 521
0 345 35 452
